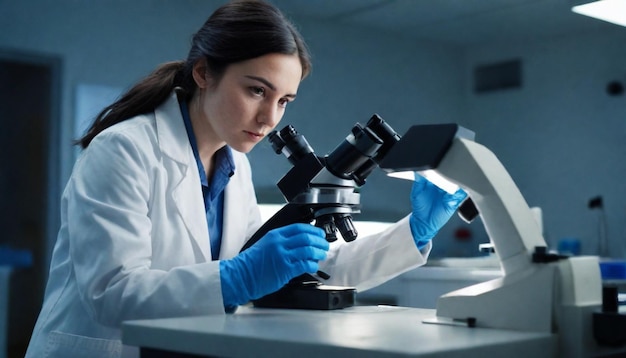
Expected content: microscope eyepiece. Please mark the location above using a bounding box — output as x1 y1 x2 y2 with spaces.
267 130 285 154
364 114 401 162
324 114 400 185
269 125 315 165
325 124 383 180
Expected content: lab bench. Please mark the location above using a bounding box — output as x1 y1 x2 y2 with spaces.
122 305 555 358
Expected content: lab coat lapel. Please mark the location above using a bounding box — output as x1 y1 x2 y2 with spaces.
155 91 211 261
220 185 240 259
220 179 247 259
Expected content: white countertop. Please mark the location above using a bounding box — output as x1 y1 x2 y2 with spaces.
123 305 555 357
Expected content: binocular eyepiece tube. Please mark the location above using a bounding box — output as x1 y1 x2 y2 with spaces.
267 114 400 243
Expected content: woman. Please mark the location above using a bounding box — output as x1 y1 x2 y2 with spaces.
26 1 466 357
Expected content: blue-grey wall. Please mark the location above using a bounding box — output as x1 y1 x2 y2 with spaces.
1 0 625 261
463 31 626 258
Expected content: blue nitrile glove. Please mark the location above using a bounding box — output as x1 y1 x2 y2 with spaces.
410 173 468 250
220 223 329 309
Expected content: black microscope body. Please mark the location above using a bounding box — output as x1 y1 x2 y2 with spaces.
240 114 400 310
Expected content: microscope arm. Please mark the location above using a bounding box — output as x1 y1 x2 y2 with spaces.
380 124 558 331
434 137 547 276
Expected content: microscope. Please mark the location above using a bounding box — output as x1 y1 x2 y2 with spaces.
240 114 400 310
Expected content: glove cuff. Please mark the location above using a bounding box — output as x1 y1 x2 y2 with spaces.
219 259 252 308
409 215 437 250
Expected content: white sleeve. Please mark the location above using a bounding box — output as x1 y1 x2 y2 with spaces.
318 215 430 292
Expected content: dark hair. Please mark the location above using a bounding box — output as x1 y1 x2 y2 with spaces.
77 0 311 148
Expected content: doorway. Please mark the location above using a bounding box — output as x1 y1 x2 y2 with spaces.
0 50 61 357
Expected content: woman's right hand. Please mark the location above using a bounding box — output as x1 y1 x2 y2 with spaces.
220 223 329 308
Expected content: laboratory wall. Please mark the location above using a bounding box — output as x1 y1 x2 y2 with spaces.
462 30 626 258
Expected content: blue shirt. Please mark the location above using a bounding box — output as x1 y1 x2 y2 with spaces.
180 101 235 261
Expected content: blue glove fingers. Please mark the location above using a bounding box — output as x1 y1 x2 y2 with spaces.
283 233 329 252
286 250 323 274
283 240 328 275
412 172 467 208
299 259 321 274
275 224 328 248
410 172 468 249
286 246 328 264
274 223 325 237
410 173 427 197
444 188 468 210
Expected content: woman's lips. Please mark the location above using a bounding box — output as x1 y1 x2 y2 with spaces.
245 130 264 141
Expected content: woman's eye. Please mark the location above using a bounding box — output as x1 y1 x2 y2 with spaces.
250 86 265 96
278 98 289 108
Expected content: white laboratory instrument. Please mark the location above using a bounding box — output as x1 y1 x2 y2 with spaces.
379 124 625 358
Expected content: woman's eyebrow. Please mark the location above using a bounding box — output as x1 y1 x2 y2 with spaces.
245 75 275 90
245 75 297 98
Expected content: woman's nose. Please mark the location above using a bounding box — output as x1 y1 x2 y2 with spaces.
258 103 280 128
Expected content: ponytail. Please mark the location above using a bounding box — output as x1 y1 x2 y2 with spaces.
76 60 190 149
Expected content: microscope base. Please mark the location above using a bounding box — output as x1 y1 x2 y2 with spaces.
252 283 356 310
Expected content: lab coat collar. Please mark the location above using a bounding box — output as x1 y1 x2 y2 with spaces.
155 89 190 166
154 89 211 261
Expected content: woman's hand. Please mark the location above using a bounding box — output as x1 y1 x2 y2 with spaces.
220 223 329 308
410 173 467 249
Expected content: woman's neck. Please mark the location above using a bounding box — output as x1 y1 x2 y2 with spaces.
188 97 224 178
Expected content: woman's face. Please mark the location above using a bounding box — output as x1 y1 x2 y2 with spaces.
191 53 303 154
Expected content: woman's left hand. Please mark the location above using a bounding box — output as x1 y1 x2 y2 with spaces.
410 173 467 249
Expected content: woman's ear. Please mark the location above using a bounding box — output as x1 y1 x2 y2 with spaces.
192 58 210 89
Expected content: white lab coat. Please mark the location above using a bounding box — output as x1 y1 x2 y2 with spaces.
26 91 429 358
